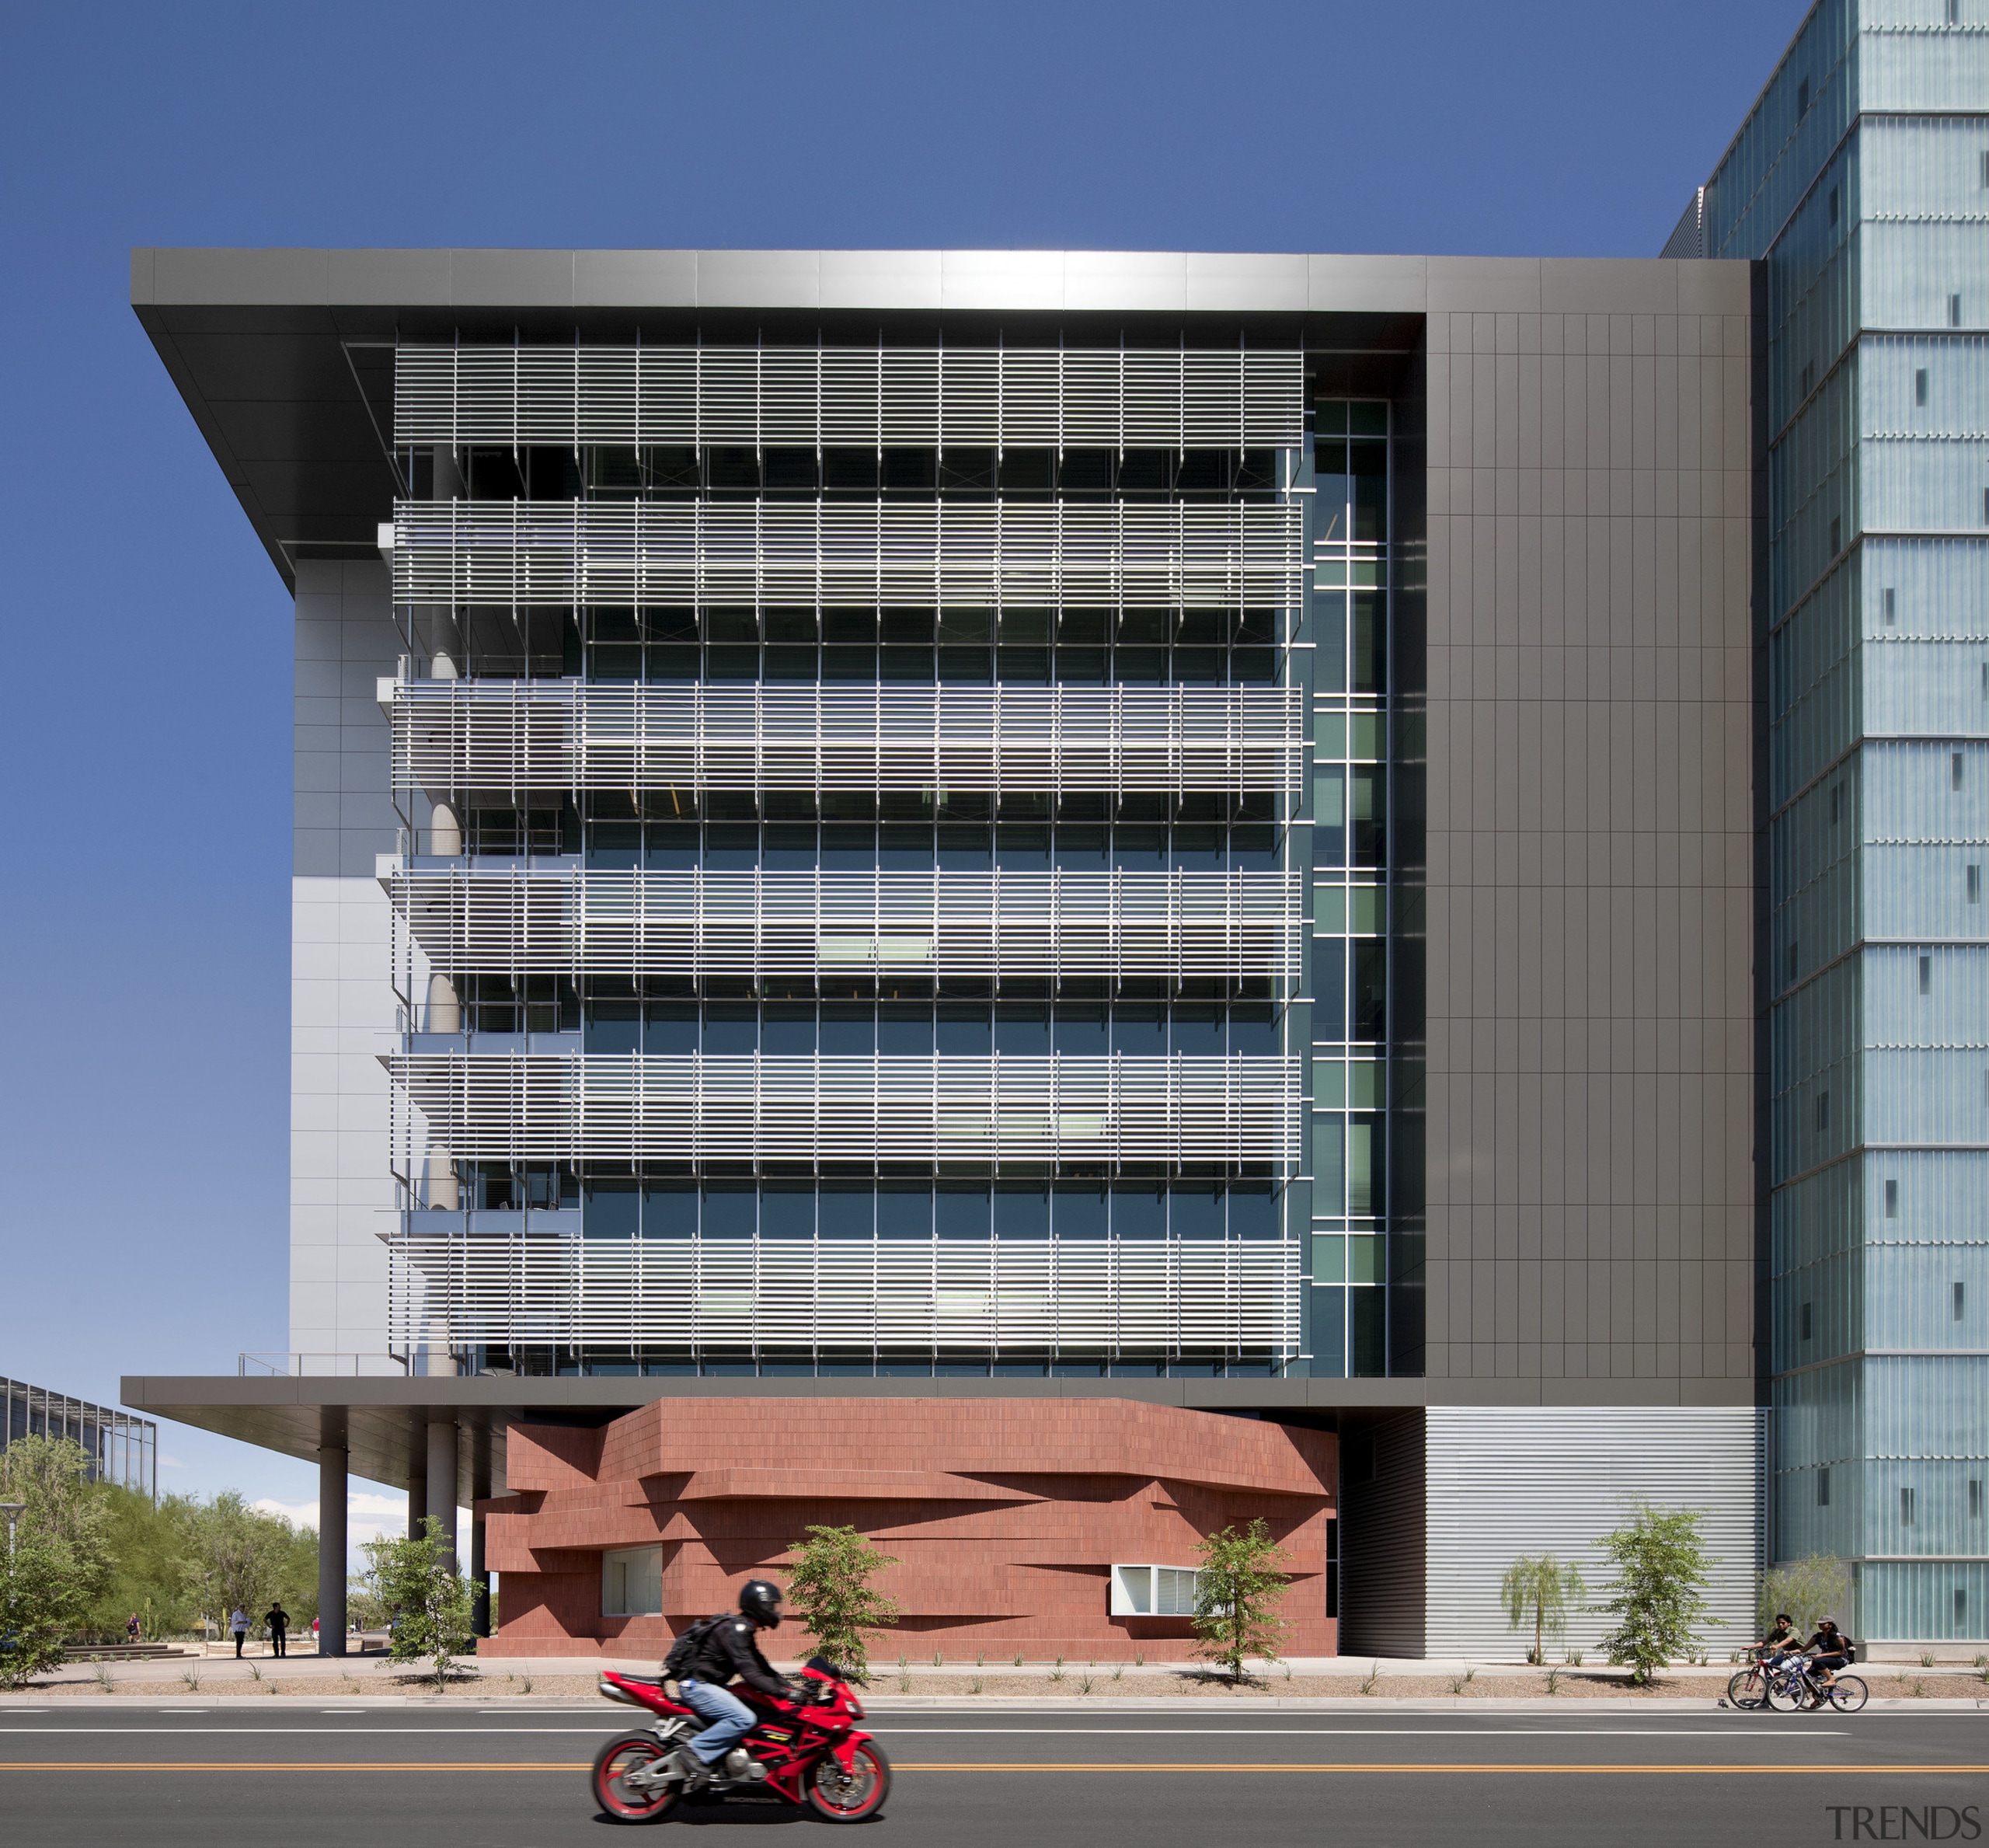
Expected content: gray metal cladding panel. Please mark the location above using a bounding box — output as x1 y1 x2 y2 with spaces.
1419 306 1759 1400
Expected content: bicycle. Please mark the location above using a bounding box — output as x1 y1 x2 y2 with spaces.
1727 1647 1799 1711
1764 1656 1867 1713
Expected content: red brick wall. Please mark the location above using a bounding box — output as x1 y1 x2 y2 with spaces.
476 1398 1336 1661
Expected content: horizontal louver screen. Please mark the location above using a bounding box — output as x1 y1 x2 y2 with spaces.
388 867 1301 983
393 345 1305 451
385 1052 1300 1166
390 500 1303 612
385 678 1303 797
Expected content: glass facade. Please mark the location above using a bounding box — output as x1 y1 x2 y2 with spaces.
1 1377 156 1498
383 347 1311 1379
1303 397 1421 1377
1706 0 1989 1637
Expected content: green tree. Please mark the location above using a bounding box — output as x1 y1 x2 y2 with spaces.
1191 1518 1293 1684
0 1529 85 1689
363 1517 474 1692
1500 1552 1588 1664
784 1523 900 1684
1757 1553 1850 1641
0 1437 111 1602
1592 1503 1713 1686
183 1492 307 1634
82 1487 199 1641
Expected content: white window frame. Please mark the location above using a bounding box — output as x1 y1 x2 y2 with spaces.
602 1544 664 1618
1109 1563 1201 1617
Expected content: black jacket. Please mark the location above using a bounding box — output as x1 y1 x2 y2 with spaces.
688 1614 789 1699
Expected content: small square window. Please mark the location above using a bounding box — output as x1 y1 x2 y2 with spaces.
1902 1485 1916 1526
1969 864 1982 904
1817 1090 1831 1131
1970 1479 1983 1519
1953 751 1965 790
1886 1177 1900 1216
1920 954 1932 995
1917 368 1929 406
1829 186 1840 226
1819 1466 1831 1506
1800 1301 1813 1341
1956 1280 1967 1320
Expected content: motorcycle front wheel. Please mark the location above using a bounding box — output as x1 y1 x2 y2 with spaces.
593 1731 681 1824
806 1739 892 1822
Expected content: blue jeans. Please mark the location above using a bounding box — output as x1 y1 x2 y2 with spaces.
679 1679 755 1766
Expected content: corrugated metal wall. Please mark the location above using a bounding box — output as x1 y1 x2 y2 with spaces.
1338 1411 1426 1658
1424 1406 1767 1660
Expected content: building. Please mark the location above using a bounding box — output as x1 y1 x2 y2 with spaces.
3 1376 156 1498
123 243 1769 1660
1661 0 1989 1648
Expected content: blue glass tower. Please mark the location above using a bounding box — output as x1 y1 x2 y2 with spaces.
1691 0 1989 1642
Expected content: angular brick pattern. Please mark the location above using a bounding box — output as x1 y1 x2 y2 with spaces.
475 1397 1336 1660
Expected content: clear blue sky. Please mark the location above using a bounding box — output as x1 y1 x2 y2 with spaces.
0 0 1804 1512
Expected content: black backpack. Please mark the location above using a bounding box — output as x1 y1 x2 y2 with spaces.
664 1612 731 1680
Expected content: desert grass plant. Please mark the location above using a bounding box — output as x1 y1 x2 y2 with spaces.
1500 1553 1588 1670
1048 1664 1065 1683
970 1677 984 1695
1545 1667 1562 1696
976 1651 985 1668
896 1672 911 1693
519 1674 532 1694
180 1667 200 1692
1592 1502 1713 1686
784 1523 901 1688
932 1649 943 1667
1112 1662 1124 1682
1079 1675 1094 1694
93 1658 113 1693
1134 1651 1144 1667
1012 1652 1023 1667
247 1661 262 1682
1360 1661 1382 1696
1191 1518 1294 1685
1920 1651 1938 1668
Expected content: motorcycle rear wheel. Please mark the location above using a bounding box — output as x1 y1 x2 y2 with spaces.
593 1731 681 1824
806 1740 892 1822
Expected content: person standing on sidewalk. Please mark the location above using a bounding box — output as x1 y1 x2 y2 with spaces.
263 1602 289 1659
230 1608 249 1658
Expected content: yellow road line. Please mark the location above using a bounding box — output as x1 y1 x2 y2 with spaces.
2 1762 1987 1775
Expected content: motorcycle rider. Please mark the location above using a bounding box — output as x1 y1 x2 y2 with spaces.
668 1580 794 1789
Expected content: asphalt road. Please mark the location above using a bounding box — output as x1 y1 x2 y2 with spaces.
0 1706 1984 1846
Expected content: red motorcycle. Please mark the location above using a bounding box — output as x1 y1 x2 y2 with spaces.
592 1654 891 1824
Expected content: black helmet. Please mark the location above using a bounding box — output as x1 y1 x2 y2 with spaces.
740 1580 783 1630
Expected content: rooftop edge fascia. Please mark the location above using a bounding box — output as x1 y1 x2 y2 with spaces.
130 248 1747 319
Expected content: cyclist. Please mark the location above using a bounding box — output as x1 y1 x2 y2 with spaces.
1799 1617 1854 1694
1753 1613 1800 1662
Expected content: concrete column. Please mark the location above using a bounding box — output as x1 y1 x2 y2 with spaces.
426 1417 459 1569
317 1411 347 1658
427 802 462 857
407 1459 427 1540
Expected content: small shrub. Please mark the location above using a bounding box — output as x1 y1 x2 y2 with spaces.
1463 1668 1476 1684
1920 1651 1938 1668
932 1649 943 1668
897 1672 911 1693
1447 1675 1465 1696
1112 1662 1124 1682
1012 1652 1023 1667
1564 1650 1583 1667
94 1660 113 1693
1054 1653 1064 1669
1134 1651 1144 1667
247 1662 261 1682
1360 1661 1381 1696
1545 1667 1562 1696
976 1651 985 1668
519 1674 532 1694
970 1677 984 1695
1049 1665 1065 1683
1079 1675 1094 1694
181 1668 200 1692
